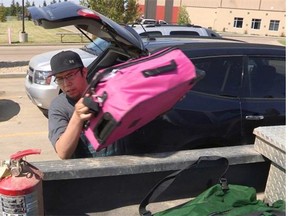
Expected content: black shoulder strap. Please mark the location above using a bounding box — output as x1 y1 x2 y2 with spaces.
139 156 229 216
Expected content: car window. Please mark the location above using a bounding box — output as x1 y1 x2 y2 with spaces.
205 29 221 37
244 56 285 98
170 31 200 36
191 56 243 97
209 33 219 37
139 31 163 37
142 20 157 24
85 38 110 55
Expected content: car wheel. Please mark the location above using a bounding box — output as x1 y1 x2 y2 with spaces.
38 107 48 118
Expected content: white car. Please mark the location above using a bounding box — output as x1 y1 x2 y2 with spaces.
25 38 109 116
130 24 221 38
137 18 168 25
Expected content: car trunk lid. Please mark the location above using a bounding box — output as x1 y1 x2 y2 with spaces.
28 2 146 56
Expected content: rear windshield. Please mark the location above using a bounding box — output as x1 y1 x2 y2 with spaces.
140 31 162 37
170 31 200 36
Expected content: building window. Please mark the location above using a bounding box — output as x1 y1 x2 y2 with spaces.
234 17 243 28
269 20 280 31
251 19 261 29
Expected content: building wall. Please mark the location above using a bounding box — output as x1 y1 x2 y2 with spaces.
214 8 286 36
221 0 262 9
137 0 286 36
164 0 174 23
155 5 165 20
221 0 285 11
182 0 220 8
186 7 218 28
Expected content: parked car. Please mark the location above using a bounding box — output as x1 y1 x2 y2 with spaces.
25 27 220 115
130 24 221 38
25 37 109 115
28 2 285 151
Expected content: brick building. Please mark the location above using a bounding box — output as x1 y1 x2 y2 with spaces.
137 0 286 36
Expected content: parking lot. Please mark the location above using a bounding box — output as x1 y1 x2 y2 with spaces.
0 77 59 161
0 34 284 162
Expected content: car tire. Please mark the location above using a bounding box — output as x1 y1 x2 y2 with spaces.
38 107 48 118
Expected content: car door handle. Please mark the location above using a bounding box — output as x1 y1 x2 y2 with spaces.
245 115 264 120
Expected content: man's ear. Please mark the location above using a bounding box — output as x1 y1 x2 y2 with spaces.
82 67 88 77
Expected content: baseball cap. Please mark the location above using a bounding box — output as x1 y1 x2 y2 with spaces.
50 51 84 76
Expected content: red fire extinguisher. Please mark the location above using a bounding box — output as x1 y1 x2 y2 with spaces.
0 149 44 215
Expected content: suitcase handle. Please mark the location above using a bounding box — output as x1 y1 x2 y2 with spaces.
142 60 177 77
83 97 100 115
94 112 117 144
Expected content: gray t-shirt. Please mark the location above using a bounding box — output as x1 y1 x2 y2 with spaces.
48 93 130 158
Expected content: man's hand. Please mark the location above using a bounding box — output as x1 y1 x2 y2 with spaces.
74 97 93 121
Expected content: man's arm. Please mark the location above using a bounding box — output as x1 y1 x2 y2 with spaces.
55 98 92 159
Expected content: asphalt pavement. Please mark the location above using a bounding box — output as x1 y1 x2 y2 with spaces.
0 44 83 62
0 77 60 162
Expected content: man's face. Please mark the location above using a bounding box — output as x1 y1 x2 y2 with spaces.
55 68 88 100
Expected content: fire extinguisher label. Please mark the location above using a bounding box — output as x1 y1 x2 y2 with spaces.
0 191 38 216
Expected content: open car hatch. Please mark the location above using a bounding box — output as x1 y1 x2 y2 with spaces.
28 1 146 55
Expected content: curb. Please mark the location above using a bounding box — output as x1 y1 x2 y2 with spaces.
0 74 26 79
0 61 29 67
0 61 28 79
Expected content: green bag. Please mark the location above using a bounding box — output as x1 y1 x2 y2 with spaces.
139 156 285 216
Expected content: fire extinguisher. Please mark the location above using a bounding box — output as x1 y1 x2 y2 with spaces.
0 149 44 215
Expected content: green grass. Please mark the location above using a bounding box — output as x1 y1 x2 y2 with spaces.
0 20 90 44
278 39 286 46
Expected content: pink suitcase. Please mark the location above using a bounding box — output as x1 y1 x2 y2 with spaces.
84 47 199 151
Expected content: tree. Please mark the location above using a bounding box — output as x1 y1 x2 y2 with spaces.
15 2 21 18
177 6 191 25
25 0 31 7
0 5 6 22
10 0 17 16
25 0 32 19
123 0 140 24
80 0 139 24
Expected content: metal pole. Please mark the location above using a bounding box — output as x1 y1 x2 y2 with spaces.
22 0 25 33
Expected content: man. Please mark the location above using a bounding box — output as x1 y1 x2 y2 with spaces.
48 51 129 159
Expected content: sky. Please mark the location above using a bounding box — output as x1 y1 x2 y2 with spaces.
1 0 80 7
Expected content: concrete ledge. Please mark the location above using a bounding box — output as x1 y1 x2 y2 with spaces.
32 145 265 181
35 145 270 215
